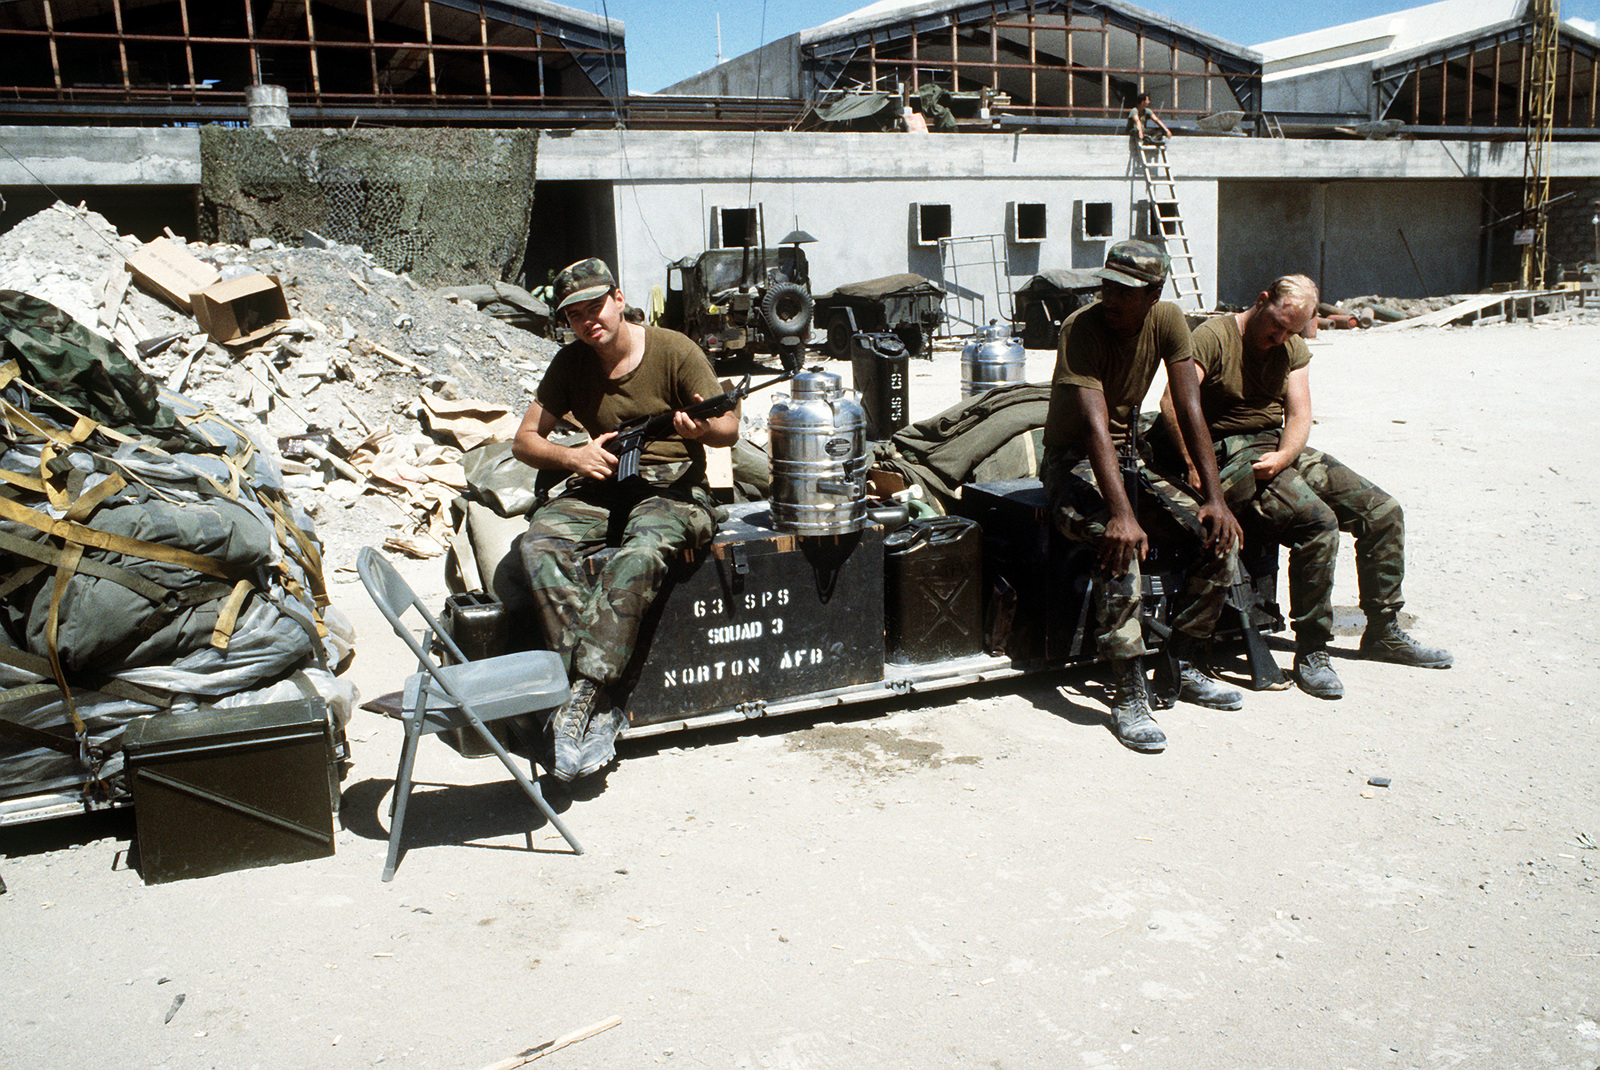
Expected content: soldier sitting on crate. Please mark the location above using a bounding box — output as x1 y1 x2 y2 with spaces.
511 258 738 781
1157 274 1452 701
1040 240 1253 753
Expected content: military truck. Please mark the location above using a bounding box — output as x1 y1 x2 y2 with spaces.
660 245 814 363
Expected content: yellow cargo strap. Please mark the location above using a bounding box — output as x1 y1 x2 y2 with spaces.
211 579 254 650
0 494 241 581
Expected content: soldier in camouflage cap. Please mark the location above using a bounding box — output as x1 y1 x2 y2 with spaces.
1159 274 1451 700
513 258 738 781
1039 240 1255 754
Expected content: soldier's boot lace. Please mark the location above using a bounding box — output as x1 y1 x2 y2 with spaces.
1293 646 1344 700
550 678 599 782
1109 658 1166 753
1359 620 1453 669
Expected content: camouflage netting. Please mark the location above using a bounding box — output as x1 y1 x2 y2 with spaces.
199 127 535 287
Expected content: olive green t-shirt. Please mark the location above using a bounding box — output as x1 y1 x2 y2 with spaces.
1042 299 1193 452
1190 313 1312 436
536 325 724 471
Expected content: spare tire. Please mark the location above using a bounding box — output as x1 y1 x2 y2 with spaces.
762 281 813 339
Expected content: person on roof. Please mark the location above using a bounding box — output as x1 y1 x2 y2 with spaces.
1127 91 1172 145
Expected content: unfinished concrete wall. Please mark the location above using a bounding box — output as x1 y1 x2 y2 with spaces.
199 128 535 286
1549 178 1600 269
1216 179 1487 304
541 131 1222 332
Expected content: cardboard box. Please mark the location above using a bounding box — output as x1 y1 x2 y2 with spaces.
124 237 221 312
192 274 290 347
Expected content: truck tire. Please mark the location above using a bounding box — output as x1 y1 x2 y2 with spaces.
762 282 813 339
825 311 853 359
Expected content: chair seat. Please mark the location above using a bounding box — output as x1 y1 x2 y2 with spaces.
402 650 570 733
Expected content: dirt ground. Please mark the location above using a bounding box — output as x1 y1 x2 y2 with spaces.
3 316 1599 1070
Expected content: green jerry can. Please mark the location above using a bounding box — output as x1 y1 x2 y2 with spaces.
123 700 336 884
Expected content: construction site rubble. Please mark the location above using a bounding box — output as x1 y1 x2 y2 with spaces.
0 202 561 565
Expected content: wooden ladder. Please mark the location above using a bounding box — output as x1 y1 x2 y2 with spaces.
1136 140 1204 314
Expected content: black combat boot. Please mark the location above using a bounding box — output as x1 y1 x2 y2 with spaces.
1293 645 1344 699
549 677 599 782
574 705 626 779
1109 658 1166 753
1170 633 1243 710
1359 618 1452 668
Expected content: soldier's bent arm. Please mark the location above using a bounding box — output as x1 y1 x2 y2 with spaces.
1158 363 1207 488
512 398 618 480
1075 384 1147 577
1167 359 1242 553
1253 366 1313 481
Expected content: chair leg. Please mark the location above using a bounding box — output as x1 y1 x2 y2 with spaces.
384 722 424 881
467 715 584 856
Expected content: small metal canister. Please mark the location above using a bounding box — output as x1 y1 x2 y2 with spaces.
768 369 869 535
960 320 1026 399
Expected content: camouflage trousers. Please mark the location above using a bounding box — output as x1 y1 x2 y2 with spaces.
1040 446 1236 661
1216 432 1404 649
519 478 715 687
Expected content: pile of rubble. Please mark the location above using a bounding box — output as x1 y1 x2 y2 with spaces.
0 202 561 567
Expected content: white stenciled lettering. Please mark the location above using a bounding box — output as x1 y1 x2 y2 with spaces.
779 648 825 670
706 621 764 644
663 669 677 687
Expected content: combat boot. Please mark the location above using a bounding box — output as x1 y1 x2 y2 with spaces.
1170 634 1243 711
574 705 626 779
1108 658 1166 753
1359 619 1452 669
549 677 599 782
1293 646 1344 700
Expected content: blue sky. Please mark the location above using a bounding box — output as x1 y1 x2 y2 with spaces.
580 0 1600 94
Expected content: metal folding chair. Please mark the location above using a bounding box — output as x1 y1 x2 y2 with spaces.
356 547 582 880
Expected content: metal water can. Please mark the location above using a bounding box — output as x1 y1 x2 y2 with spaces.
768 369 869 535
960 320 1026 398
850 330 910 440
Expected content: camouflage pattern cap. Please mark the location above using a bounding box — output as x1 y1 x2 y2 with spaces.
552 257 617 312
1094 240 1170 288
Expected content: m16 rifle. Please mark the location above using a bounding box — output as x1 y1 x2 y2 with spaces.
605 343 802 481
1124 414 1286 692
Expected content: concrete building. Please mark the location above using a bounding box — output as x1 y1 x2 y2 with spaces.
3 0 1598 322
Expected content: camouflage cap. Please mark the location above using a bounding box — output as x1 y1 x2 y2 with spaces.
1094 240 1170 288
552 257 617 312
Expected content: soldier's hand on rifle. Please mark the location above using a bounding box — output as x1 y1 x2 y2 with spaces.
1197 498 1243 556
569 431 620 480
673 394 714 441
1100 511 1149 578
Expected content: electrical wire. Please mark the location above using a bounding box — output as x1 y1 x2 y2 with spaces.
596 0 669 268
0 140 137 266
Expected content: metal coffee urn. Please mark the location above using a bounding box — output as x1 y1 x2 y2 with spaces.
768 369 869 535
960 320 1026 399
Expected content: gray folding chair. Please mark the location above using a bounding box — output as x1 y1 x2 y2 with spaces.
356 547 582 880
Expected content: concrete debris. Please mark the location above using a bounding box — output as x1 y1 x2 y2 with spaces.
0 201 561 561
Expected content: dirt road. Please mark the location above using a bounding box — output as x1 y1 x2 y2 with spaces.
4 318 1598 1070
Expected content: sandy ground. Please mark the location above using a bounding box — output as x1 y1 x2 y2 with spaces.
3 317 1599 1070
